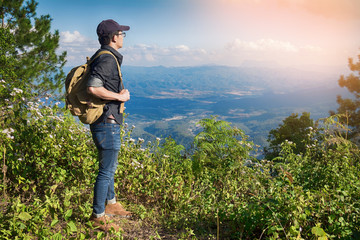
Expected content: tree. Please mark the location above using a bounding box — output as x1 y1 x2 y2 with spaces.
0 0 66 96
264 112 315 159
0 26 18 131
191 116 253 178
330 52 360 143
0 27 17 86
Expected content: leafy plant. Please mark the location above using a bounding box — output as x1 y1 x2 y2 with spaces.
0 93 359 239
265 112 316 159
330 51 360 144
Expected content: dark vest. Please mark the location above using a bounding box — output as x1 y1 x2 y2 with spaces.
90 45 124 124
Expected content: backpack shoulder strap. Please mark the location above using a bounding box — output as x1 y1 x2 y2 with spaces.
89 50 124 89
88 50 112 64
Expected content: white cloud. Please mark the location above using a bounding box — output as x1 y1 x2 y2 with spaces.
226 38 299 52
60 39 211 67
58 31 332 69
145 53 155 62
220 38 330 67
175 45 190 52
59 31 99 66
122 44 210 66
60 31 88 43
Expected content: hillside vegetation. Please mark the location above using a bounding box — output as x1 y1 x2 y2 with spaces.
1 87 359 239
1 2 359 238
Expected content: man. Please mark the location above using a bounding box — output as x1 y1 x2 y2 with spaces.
87 19 131 231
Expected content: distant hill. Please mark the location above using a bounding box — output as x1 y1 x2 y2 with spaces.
63 64 350 152
121 65 340 98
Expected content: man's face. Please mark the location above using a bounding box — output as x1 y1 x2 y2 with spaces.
115 31 124 49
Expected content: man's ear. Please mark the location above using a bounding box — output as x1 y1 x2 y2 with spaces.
111 35 117 43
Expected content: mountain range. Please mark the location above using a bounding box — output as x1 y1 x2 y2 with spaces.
64 64 351 151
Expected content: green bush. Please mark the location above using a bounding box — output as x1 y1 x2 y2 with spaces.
0 84 102 238
1 83 359 239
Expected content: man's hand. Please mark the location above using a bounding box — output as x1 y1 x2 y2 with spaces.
118 89 130 102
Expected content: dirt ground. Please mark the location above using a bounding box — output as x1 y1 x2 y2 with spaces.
93 216 179 240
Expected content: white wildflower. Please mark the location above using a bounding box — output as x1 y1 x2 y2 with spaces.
254 163 262 168
10 88 23 96
14 88 23 93
131 159 143 169
138 138 144 143
2 128 14 134
244 160 253 167
2 128 15 139
0 79 5 83
156 137 161 141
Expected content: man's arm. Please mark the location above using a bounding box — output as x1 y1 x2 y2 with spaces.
87 87 130 102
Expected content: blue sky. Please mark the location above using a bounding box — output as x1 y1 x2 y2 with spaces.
36 0 360 70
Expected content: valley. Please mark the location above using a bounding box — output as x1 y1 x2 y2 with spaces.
115 65 350 151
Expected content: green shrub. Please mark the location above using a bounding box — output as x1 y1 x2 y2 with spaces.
1 84 359 239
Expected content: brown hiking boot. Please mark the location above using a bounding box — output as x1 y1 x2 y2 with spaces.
90 215 121 232
105 202 132 218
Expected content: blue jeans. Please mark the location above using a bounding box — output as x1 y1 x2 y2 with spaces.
90 121 121 217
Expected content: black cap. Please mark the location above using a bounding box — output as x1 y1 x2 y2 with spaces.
97 19 130 37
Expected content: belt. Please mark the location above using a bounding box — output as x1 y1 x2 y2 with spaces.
105 118 118 124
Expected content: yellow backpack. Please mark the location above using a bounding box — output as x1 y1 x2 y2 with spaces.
65 50 124 124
